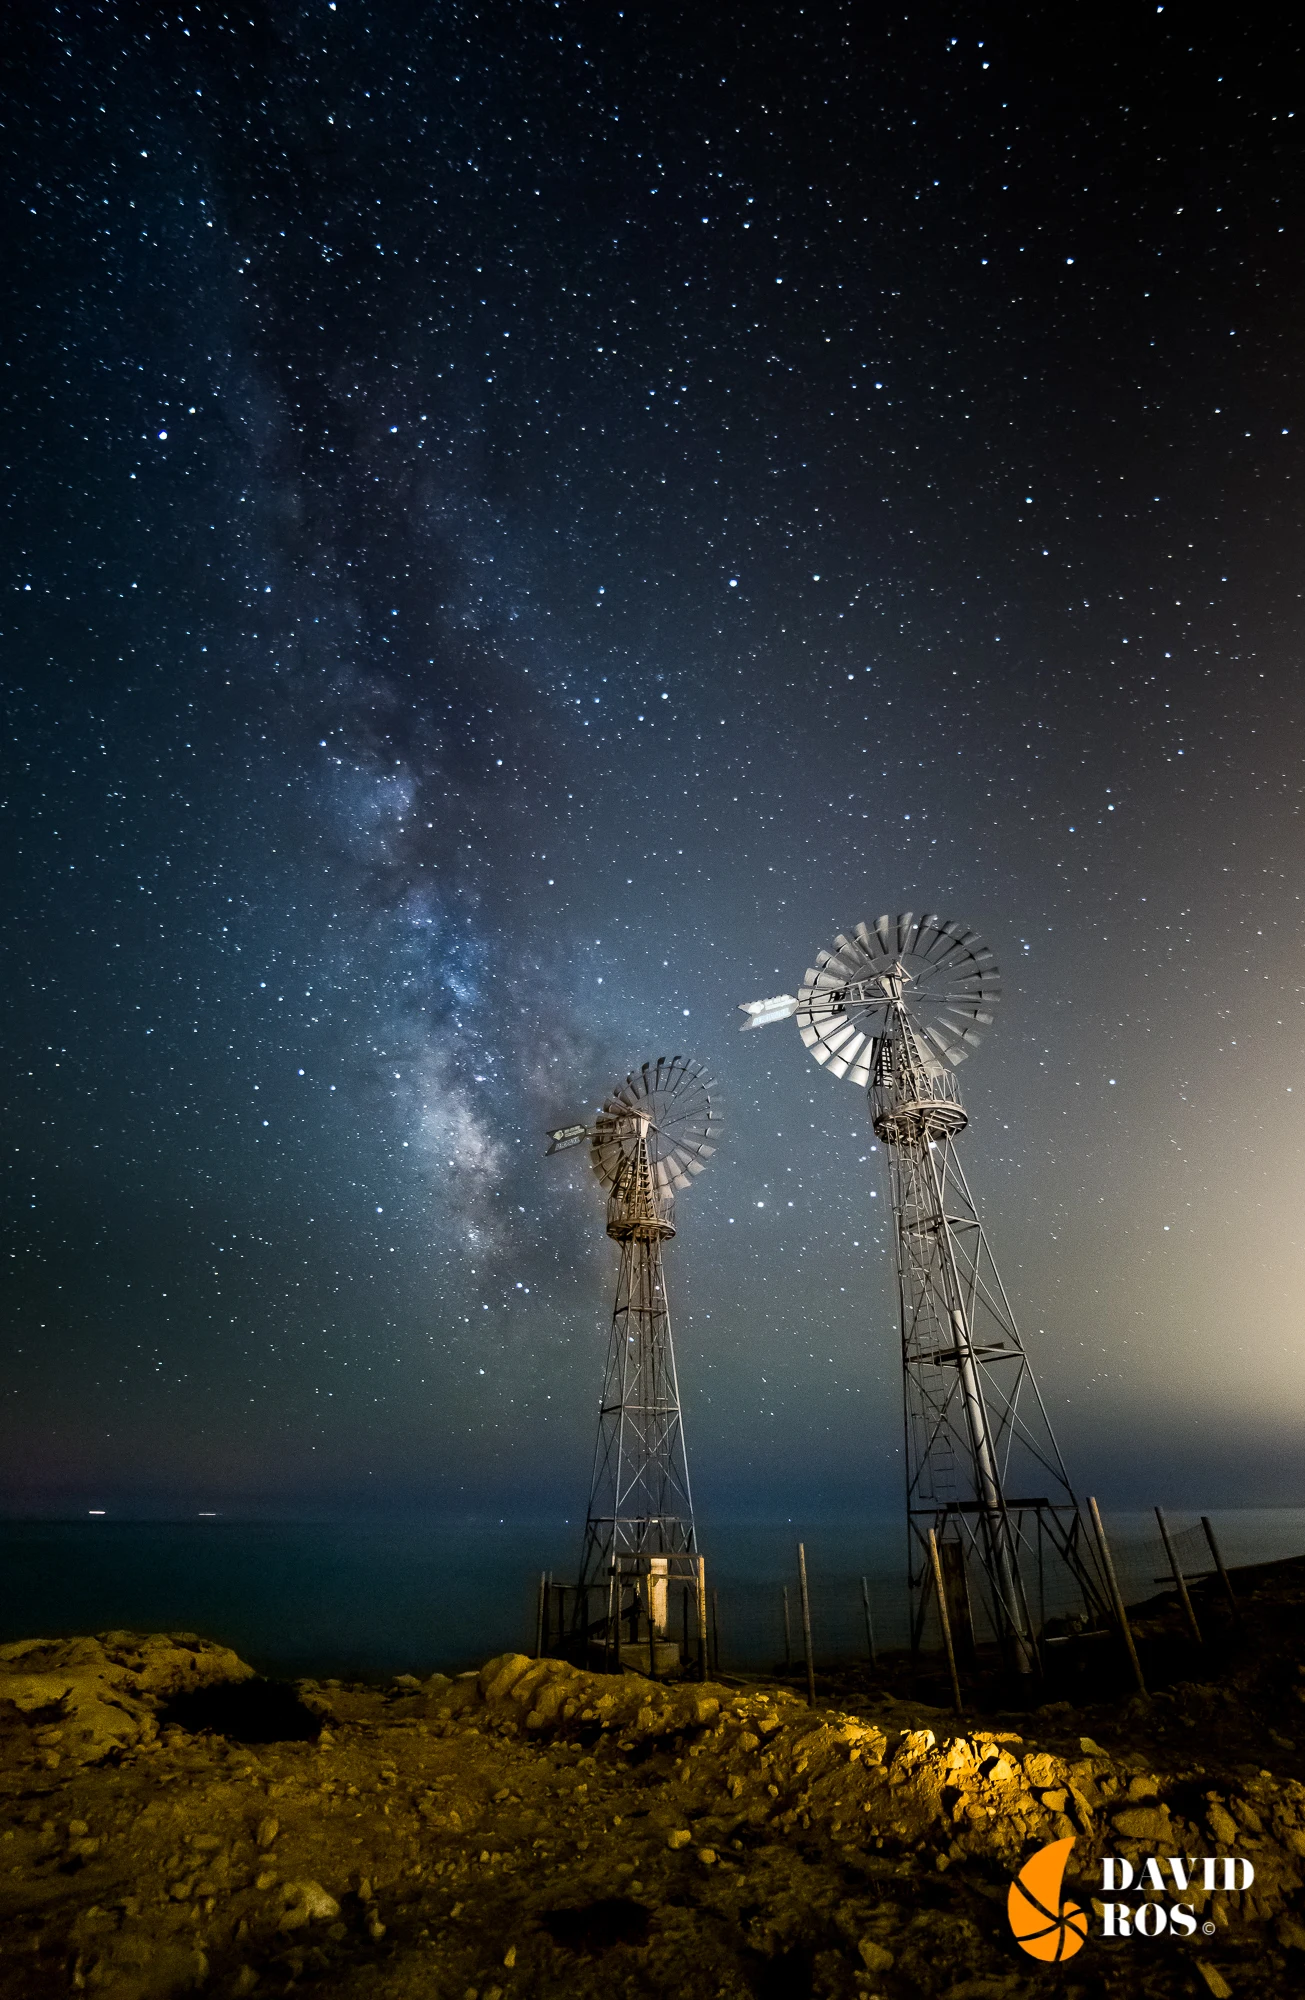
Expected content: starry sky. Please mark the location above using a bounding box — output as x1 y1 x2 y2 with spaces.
6 3 1305 1525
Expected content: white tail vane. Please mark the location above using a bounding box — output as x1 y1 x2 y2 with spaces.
738 994 798 1029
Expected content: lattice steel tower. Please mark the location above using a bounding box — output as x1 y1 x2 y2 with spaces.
547 1056 720 1669
740 914 1107 1679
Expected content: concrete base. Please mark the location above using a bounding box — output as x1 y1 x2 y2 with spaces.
618 1640 685 1678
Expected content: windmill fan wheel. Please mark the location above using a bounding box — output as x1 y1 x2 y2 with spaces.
590 1056 720 1197
795 911 1001 1085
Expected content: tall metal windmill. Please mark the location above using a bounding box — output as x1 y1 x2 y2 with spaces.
547 1056 721 1673
740 913 1108 1681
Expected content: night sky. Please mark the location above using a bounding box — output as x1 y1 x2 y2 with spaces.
6 4 1305 1526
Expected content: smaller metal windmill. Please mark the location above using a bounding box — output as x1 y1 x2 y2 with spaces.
547 1057 720 1674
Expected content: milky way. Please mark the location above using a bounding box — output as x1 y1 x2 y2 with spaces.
5 6 1305 1521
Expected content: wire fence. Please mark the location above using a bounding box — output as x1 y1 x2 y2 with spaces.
691 1512 1280 1674
1095 1516 1219 1608
705 1566 895 1674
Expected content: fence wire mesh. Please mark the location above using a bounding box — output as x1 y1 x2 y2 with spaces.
1099 1517 1215 1607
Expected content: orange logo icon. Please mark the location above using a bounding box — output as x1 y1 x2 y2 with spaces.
1007 1836 1089 1962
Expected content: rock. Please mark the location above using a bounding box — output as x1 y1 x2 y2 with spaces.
255 1815 279 1849
477 1654 534 1703
1194 1963 1233 1999
276 1880 340 1930
0 1632 254 1764
858 1939 894 1973
525 1680 573 1729
666 1829 691 1850
1207 1803 1238 1846
1111 1806 1170 1841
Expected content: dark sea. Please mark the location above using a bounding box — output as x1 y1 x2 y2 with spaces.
2 1508 1302 1682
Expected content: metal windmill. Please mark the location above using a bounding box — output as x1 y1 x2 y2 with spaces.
740 913 1108 1681
546 1056 720 1673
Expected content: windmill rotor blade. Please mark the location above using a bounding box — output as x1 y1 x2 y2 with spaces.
848 1047 875 1086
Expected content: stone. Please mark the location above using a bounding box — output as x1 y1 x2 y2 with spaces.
1194 1964 1233 1999
276 1880 340 1930
0 1632 254 1765
666 1829 691 1850
1206 1803 1238 1846
477 1654 534 1704
858 1938 894 1973
255 1816 279 1849
1111 1806 1170 1841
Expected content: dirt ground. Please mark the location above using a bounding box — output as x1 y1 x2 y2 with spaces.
3 1558 1305 1999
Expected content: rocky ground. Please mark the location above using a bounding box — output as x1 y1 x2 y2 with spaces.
2 1558 1305 1999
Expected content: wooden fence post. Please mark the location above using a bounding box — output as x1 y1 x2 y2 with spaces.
860 1575 878 1665
928 1530 963 1715
1155 1507 1202 1644
534 1571 547 1659
695 1556 709 1682
797 1542 816 1708
1201 1516 1240 1625
1088 1496 1148 1697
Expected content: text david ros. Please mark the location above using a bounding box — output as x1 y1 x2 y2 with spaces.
1098 1853 1253 1939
